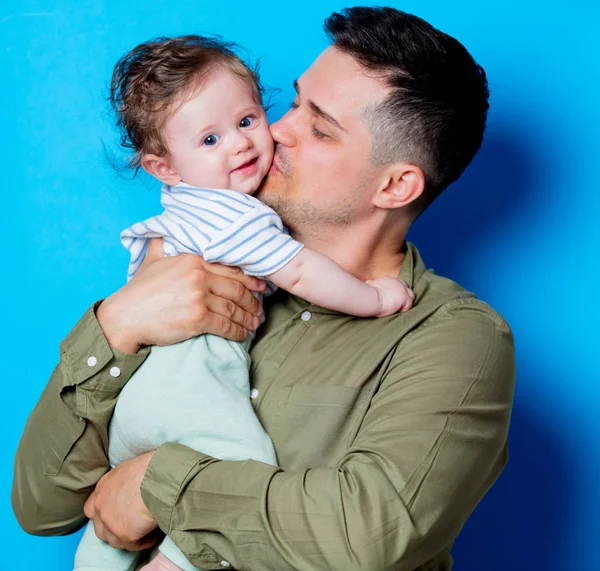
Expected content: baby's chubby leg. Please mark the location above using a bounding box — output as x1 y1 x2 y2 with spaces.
73 519 140 571
140 552 186 571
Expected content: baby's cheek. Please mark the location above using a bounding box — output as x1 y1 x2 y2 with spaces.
260 131 275 162
184 154 230 189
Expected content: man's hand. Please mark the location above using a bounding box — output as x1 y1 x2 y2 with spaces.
84 452 158 551
97 238 266 353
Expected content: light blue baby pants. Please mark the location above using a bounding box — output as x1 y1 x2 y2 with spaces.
73 333 277 571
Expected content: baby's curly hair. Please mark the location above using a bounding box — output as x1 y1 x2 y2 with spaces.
109 35 263 172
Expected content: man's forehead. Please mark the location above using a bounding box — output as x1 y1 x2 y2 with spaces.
297 46 389 113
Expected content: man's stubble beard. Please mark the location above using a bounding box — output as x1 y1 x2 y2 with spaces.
260 190 361 236
258 148 364 237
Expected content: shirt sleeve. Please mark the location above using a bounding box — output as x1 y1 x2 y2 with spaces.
202 203 304 277
140 301 515 570
11 303 150 536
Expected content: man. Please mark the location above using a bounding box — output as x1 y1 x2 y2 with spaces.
12 7 515 570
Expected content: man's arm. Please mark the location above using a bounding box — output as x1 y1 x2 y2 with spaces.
11 304 149 535
11 249 265 536
93 301 515 570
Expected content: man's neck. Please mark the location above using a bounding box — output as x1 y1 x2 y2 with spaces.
294 215 409 281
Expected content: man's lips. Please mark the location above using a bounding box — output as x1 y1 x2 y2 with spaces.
232 157 258 176
270 156 281 174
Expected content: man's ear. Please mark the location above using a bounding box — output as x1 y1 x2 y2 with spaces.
141 154 181 186
372 162 425 210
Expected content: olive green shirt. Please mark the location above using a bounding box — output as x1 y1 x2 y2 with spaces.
12 243 515 571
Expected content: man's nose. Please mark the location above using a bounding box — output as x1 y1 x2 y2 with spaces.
270 112 296 147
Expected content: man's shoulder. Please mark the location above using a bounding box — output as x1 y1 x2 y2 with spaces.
386 268 515 388
402 242 508 332
413 268 512 339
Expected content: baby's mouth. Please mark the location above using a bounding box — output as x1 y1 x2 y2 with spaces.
232 157 258 174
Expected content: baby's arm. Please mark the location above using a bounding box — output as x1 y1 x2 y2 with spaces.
267 248 414 317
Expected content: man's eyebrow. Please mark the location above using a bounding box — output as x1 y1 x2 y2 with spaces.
293 80 347 132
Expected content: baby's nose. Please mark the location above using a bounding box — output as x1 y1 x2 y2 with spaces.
232 133 252 153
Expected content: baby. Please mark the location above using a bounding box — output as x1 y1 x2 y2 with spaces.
74 35 413 571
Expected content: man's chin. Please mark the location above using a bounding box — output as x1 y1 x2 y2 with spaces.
256 170 285 201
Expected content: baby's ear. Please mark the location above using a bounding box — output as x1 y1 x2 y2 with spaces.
141 154 181 185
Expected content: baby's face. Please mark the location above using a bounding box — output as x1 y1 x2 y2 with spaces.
162 68 274 194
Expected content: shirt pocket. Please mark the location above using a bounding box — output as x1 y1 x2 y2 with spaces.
43 412 87 476
270 386 366 470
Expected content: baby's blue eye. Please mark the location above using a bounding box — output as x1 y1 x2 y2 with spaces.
239 116 254 128
203 134 220 146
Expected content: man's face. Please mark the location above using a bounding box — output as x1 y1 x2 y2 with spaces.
257 47 390 236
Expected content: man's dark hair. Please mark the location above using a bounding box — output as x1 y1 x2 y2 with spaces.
325 7 489 212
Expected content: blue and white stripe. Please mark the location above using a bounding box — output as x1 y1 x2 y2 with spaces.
121 183 304 283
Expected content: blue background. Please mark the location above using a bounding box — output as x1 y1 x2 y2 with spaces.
2 1 598 569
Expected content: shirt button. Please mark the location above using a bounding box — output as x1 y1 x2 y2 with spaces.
301 311 312 322
250 389 259 399
109 366 121 378
220 561 231 568
87 356 97 367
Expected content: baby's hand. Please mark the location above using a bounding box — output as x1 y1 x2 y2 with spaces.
366 276 415 317
140 552 186 571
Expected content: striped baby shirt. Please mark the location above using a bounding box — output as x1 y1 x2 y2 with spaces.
121 183 304 283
